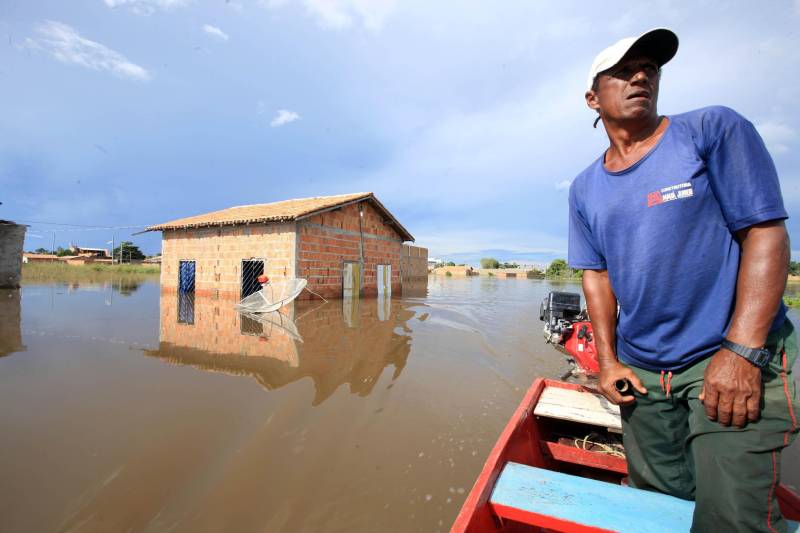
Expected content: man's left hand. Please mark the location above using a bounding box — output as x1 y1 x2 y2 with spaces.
699 348 762 428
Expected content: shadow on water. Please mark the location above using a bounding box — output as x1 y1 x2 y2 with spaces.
144 290 416 406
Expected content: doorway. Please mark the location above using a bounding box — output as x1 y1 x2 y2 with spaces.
377 264 391 296
343 261 361 299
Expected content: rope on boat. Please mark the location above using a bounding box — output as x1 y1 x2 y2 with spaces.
575 432 626 458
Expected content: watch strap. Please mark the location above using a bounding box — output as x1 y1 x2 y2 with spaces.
721 339 771 368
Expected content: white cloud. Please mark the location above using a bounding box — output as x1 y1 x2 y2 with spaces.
25 20 151 82
202 24 229 41
264 0 397 31
554 179 572 190
756 121 797 155
416 228 567 259
270 109 300 127
103 0 190 15
350 62 598 213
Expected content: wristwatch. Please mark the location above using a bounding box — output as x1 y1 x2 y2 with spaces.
721 339 772 368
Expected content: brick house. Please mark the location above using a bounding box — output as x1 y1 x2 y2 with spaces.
145 192 421 300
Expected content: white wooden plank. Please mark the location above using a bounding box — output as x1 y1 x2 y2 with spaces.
533 386 622 430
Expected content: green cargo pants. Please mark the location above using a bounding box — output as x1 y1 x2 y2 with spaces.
620 319 799 533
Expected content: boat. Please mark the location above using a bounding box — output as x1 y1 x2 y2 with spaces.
234 277 308 314
452 378 800 532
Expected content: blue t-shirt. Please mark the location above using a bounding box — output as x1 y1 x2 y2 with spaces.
568 106 788 371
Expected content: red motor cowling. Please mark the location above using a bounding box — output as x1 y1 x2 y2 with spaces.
540 291 599 378
560 320 600 375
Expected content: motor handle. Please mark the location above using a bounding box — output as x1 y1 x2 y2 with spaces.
614 379 631 394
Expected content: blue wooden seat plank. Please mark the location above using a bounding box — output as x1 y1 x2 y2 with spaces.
490 462 799 533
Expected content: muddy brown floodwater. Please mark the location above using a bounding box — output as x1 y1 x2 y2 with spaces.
1 277 798 533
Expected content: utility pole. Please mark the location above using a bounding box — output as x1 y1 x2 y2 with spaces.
111 235 115 265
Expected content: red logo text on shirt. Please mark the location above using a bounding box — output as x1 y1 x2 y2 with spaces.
647 191 663 207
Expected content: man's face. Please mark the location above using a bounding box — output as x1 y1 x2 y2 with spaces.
586 55 661 122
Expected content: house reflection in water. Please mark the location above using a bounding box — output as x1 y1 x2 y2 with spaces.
0 290 25 358
145 290 416 405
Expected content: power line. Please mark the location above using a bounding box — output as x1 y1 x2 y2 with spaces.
27 226 149 233
15 220 148 230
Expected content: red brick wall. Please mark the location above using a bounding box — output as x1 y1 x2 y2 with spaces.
296 201 404 299
160 222 295 298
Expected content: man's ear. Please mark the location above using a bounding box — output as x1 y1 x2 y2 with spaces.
585 89 600 112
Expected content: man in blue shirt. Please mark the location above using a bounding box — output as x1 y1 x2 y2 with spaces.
569 28 798 531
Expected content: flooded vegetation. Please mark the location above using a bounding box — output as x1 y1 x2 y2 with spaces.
1 277 798 532
21 262 160 284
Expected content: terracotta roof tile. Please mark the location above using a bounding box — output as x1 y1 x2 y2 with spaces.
145 192 413 241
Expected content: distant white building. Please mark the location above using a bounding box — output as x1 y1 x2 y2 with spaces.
70 245 110 258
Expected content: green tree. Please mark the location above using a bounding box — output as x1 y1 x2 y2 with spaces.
480 257 500 269
445 261 456 266
790 261 800 276
55 246 72 257
113 241 145 262
34 247 49 254
546 258 569 277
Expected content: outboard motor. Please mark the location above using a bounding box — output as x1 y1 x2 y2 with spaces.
540 291 600 378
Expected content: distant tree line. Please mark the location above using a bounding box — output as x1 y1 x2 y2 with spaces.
479 257 519 269
438 257 800 281
475 257 582 279
28 241 146 262
30 246 79 257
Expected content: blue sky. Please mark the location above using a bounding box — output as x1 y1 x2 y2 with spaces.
2 0 799 265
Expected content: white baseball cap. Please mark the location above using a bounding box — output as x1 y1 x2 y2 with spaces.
587 28 679 91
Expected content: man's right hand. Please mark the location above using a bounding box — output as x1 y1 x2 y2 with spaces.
597 361 647 405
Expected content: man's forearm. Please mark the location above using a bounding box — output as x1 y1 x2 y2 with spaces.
582 269 618 366
726 221 789 348
583 269 648 403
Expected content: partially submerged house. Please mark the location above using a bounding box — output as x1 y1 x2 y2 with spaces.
0 221 26 288
146 192 425 300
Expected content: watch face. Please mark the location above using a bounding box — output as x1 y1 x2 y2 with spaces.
755 348 772 367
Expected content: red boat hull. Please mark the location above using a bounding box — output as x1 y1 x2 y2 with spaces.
452 378 800 532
